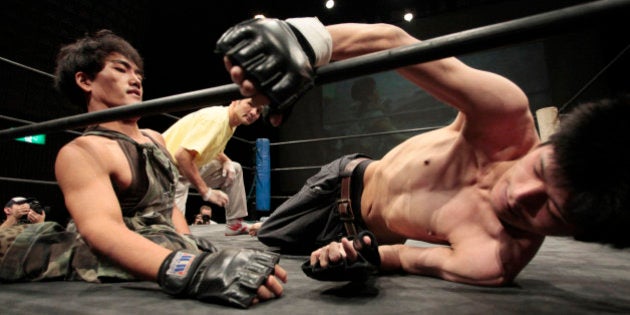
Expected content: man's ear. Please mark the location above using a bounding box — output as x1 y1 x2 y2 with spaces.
4 207 11 216
75 72 92 92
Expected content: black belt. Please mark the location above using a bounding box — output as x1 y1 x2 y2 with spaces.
338 157 369 237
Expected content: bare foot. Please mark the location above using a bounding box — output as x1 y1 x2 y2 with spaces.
249 222 263 236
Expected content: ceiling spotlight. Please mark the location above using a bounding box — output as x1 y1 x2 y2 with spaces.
325 0 335 9
403 12 414 22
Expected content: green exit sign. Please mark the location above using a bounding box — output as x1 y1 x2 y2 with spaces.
15 134 46 145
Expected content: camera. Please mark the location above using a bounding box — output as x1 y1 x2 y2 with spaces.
17 198 48 223
28 199 45 214
201 214 211 224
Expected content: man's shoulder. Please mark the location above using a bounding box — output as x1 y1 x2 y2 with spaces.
140 129 165 144
57 133 122 167
177 106 229 127
63 133 116 150
462 113 539 162
197 105 228 115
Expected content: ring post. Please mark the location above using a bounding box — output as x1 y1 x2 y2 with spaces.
256 138 271 212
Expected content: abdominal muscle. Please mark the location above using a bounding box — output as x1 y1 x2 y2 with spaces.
359 129 499 246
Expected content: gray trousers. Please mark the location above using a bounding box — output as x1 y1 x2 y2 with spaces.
174 160 248 220
257 153 368 254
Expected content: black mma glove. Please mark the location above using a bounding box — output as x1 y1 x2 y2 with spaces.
216 17 331 124
158 248 280 308
184 234 218 253
302 230 381 282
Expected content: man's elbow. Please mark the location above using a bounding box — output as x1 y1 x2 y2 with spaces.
468 269 518 287
174 148 197 167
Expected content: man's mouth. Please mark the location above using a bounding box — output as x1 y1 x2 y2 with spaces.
127 89 141 97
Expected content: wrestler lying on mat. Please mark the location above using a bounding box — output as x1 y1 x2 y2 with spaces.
0 30 286 308
216 18 630 285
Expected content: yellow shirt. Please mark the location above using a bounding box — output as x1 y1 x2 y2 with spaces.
163 106 235 168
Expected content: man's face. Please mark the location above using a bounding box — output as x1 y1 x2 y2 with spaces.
234 98 263 125
200 208 212 217
5 201 29 217
491 144 575 236
87 52 143 108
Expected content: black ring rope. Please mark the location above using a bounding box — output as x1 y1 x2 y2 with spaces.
0 0 627 141
0 176 58 186
2 0 629 193
0 55 263 147
0 114 82 136
0 56 183 122
557 42 630 113
269 125 441 146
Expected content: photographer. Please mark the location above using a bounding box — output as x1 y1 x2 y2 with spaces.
193 205 217 225
1 197 46 228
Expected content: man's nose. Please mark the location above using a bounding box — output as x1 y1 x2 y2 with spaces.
514 181 547 209
129 74 142 88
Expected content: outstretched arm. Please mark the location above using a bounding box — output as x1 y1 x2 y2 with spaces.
378 244 513 286
328 23 529 120
311 237 514 286
220 20 536 156
327 23 536 155
173 148 229 207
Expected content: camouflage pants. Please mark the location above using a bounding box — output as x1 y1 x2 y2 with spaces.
0 221 198 283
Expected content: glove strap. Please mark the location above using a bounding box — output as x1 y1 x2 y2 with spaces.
286 17 332 67
202 190 213 202
158 250 208 296
352 230 381 267
301 231 380 282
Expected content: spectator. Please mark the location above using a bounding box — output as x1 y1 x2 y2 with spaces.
1 197 46 228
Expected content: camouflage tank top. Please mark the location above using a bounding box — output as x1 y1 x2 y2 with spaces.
0 127 198 283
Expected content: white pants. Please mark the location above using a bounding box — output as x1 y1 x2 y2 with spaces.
174 160 248 220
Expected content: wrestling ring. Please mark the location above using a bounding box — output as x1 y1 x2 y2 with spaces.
1 1 630 313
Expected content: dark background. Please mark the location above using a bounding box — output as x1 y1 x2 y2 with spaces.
1 0 628 224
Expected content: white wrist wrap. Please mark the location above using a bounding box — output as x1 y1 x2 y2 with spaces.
202 190 213 202
286 17 332 67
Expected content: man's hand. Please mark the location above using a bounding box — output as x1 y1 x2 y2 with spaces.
26 209 46 223
221 161 236 187
202 189 229 207
310 234 371 267
193 214 204 225
216 17 331 125
248 222 263 236
252 264 288 305
15 204 30 219
303 231 380 282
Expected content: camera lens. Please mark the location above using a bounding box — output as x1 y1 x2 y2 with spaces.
29 201 44 214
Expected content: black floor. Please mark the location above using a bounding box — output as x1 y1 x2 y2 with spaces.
1 223 630 314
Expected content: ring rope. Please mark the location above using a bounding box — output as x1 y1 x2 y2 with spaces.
0 84 241 141
161 113 181 120
231 135 255 145
271 166 321 172
0 114 82 136
0 176 58 186
313 0 630 85
558 42 630 113
0 0 626 141
0 56 55 79
0 56 184 122
269 125 442 146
